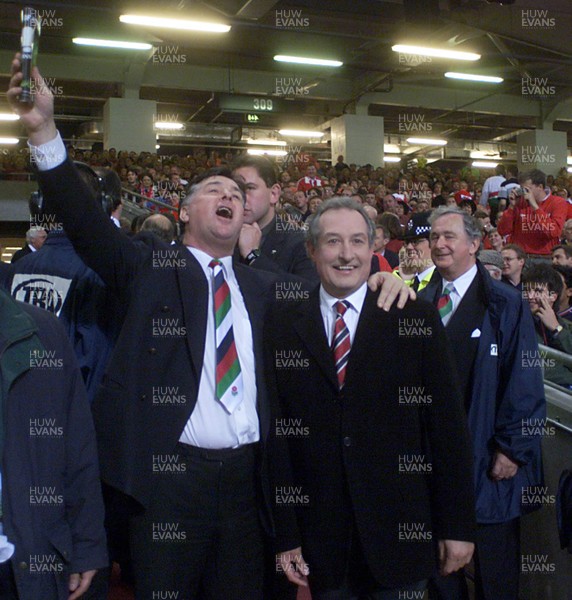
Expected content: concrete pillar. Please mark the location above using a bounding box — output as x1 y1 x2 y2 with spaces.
103 98 157 153
331 114 384 168
516 129 567 177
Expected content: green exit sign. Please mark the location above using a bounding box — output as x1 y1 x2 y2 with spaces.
247 114 260 122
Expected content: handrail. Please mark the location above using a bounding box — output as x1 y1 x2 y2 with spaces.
538 343 572 369
121 187 176 211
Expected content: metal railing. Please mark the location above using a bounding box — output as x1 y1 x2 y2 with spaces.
539 343 572 435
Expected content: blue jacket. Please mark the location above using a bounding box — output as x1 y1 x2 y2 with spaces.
0 289 107 599
421 262 545 523
9 232 120 403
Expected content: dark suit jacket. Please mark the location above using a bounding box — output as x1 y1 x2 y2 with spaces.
266 288 476 590
10 245 32 263
249 215 318 284
37 159 289 533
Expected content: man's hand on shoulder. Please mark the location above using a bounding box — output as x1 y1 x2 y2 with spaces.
7 54 57 145
367 271 416 311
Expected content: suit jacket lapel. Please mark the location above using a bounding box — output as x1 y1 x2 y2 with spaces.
176 248 208 381
292 290 339 391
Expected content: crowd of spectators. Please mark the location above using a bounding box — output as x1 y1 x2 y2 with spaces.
5 145 572 387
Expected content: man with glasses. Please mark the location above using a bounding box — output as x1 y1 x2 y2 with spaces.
399 212 435 292
501 244 526 291
523 263 572 388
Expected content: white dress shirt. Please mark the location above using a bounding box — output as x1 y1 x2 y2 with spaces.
441 263 478 317
179 248 259 449
319 283 368 347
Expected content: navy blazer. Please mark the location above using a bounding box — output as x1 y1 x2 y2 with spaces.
0 290 107 599
420 262 546 523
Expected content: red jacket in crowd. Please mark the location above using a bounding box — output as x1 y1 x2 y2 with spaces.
497 193 567 255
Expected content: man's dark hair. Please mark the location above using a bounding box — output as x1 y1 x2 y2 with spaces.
552 245 572 259
502 243 526 261
180 167 246 214
553 264 572 291
375 223 390 239
495 164 506 176
231 155 278 188
523 263 564 305
519 169 546 187
506 165 518 178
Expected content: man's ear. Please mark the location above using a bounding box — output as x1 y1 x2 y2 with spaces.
270 183 281 207
179 204 190 224
306 241 316 263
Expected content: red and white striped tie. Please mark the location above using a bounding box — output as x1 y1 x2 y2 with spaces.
332 301 351 389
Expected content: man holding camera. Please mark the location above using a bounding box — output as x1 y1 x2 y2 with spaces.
497 169 567 260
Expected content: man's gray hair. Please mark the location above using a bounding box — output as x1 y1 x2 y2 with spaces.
26 226 47 243
306 197 375 247
428 205 482 242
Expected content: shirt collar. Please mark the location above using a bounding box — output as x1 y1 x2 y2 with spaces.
319 282 368 315
186 246 234 279
442 263 477 296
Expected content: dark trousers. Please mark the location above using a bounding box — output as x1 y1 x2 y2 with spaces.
0 562 17 600
312 526 427 600
428 518 520 600
129 442 264 600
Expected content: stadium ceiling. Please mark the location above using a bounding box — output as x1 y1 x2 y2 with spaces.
0 0 571 149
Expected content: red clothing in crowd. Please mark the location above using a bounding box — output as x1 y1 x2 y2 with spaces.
385 239 403 254
454 189 473 204
372 253 392 273
497 194 567 255
296 176 325 193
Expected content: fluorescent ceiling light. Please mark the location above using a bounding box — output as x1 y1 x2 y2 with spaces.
0 137 19 144
392 45 480 61
156 145 160 149
407 137 447 146
154 122 184 130
274 55 343 67
120 14 230 32
0 113 19 121
445 72 503 83
247 149 287 157
384 144 401 154
567 156 572 165
247 139 287 146
384 156 401 163
470 150 501 159
472 161 498 168
279 129 324 138
73 38 152 50
567 167 572 173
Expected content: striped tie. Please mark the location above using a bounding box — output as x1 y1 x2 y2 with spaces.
437 284 454 326
209 260 242 413
332 300 351 389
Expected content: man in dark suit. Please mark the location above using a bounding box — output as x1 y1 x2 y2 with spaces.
232 154 319 284
10 226 47 263
421 206 545 600
268 197 476 599
7 58 412 600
